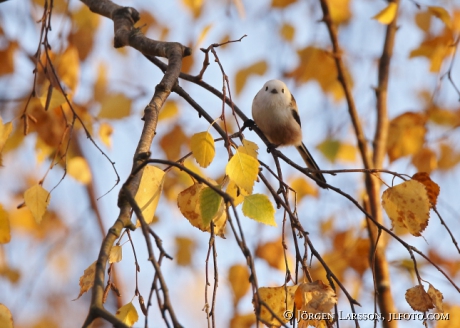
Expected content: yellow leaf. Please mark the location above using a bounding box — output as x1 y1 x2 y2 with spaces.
409 29 454 72
175 236 196 266
109 245 122 264
0 117 13 156
182 0 203 18
115 302 139 326
405 285 434 311
98 122 113 149
438 143 460 170
200 186 223 227
294 280 337 326
67 156 92 185
411 148 437 173
372 3 398 25
318 139 357 163
1 121 23 155
381 180 430 236
197 24 212 47
230 312 256 328
235 61 268 95
336 142 357 163
98 93 132 119
226 150 259 193
191 131 215 168
428 6 452 29
242 194 276 226
35 137 54 164
177 183 227 237
0 304 13 328
258 286 297 325
285 46 353 102
56 45 80 92
255 237 288 270
427 106 460 127
412 172 440 207
271 0 297 8
134 166 166 225
386 112 427 162
280 23 295 42
0 205 10 244
73 261 96 300
427 283 444 312
94 64 107 103
158 101 179 121
225 180 247 206
328 0 352 25
24 184 50 224
237 139 259 159
39 85 67 111
228 264 250 306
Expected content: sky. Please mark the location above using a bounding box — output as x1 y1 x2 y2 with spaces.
0 0 459 327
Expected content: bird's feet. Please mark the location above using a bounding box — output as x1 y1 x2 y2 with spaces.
242 119 255 131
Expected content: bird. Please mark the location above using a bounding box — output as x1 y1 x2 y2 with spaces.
252 79 327 188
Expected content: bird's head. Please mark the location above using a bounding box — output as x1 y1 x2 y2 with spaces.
259 79 292 103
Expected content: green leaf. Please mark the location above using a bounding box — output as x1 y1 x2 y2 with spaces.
242 194 276 226
200 186 222 227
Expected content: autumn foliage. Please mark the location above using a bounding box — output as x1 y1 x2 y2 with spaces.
1 0 460 328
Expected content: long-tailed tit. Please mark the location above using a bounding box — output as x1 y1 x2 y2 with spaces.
252 79 327 188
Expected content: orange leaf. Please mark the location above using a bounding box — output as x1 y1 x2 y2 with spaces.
411 172 440 207
280 23 295 42
175 236 196 266
411 148 437 173
271 0 297 8
386 112 427 162
228 264 250 306
285 46 353 102
255 238 286 271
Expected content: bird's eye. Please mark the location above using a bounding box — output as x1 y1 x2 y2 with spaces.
265 86 268 91
282 88 285 93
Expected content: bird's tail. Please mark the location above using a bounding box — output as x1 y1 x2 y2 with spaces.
296 143 327 189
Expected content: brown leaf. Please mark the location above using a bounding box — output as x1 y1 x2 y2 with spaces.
427 283 444 312
294 280 337 327
405 285 434 311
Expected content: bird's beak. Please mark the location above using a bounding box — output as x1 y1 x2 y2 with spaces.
270 89 278 94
